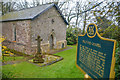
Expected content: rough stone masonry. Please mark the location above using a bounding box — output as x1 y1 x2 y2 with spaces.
1 3 68 55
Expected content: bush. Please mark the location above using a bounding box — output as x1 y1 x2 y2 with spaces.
115 42 120 78
2 46 14 56
66 26 81 45
66 32 77 45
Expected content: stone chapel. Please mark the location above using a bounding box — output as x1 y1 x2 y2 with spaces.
0 3 68 55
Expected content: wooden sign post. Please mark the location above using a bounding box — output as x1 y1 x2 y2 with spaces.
76 23 116 79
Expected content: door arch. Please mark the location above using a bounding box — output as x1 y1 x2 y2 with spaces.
49 34 54 49
48 29 56 49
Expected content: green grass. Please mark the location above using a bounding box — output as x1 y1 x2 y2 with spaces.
3 56 24 62
2 45 84 78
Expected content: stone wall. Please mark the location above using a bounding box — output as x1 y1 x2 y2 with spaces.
2 20 32 55
56 40 67 49
31 40 67 54
3 40 25 53
2 20 31 45
31 7 67 52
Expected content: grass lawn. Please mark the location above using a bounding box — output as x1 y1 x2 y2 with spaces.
2 45 84 78
3 56 24 62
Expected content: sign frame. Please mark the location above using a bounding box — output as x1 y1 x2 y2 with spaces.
76 23 116 79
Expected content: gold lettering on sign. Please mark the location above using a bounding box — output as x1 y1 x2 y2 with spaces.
79 45 106 77
82 40 101 48
88 26 94 35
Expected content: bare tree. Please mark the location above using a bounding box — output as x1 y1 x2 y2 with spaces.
0 1 16 15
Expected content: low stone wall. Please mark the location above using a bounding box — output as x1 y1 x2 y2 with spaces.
31 40 67 54
2 40 34 55
56 40 67 49
3 40 25 53
31 43 50 54
41 43 50 53
3 40 67 55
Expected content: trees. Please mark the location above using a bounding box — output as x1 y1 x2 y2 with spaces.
1 0 119 45
0 1 16 15
91 1 120 45
90 1 120 78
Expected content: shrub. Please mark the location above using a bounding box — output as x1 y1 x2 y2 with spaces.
66 26 81 45
115 42 120 78
2 46 14 56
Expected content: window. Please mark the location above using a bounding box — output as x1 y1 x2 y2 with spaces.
51 19 54 24
62 43 64 48
13 27 16 41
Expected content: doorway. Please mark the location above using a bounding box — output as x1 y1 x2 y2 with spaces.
49 35 54 49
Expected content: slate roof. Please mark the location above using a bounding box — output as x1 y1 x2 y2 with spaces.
0 3 68 25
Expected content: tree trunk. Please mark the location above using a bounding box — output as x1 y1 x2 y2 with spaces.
118 2 120 46
76 13 79 27
82 12 86 34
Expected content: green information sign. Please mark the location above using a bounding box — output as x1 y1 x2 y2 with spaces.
76 23 116 79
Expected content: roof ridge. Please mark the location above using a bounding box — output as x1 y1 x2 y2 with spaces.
18 3 54 12
0 3 68 25
2 3 54 16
